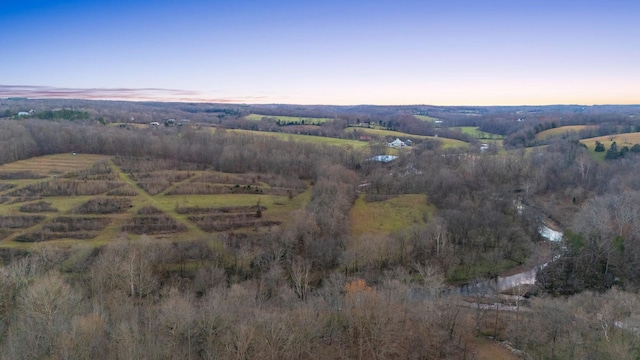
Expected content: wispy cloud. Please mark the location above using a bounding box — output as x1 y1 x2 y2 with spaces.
0 85 266 103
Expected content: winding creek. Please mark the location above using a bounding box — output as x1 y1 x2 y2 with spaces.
408 223 564 301
447 224 563 297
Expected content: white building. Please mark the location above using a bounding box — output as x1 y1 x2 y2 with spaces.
387 138 406 148
367 155 398 163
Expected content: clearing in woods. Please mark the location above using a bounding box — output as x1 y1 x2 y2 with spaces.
349 194 434 236
0 154 311 248
453 126 505 139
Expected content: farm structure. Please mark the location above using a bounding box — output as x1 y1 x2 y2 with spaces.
387 138 407 148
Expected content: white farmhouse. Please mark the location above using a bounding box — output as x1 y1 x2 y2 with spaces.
387 138 406 148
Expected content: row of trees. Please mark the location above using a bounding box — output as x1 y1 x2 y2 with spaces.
595 140 640 160
0 120 362 180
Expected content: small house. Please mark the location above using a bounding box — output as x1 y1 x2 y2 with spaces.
387 138 406 148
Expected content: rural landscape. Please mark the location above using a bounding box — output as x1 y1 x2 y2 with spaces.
0 98 639 359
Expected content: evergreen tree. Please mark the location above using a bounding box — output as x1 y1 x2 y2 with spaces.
594 141 605 152
605 141 621 160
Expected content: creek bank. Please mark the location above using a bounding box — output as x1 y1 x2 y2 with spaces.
451 223 563 297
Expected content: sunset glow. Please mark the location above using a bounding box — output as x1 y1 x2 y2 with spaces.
2 0 639 105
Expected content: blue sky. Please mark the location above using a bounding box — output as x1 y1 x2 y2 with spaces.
1 0 639 105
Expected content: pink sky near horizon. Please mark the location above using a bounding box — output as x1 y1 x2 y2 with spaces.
1 0 639 106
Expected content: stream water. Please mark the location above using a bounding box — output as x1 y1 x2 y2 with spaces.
437 224 563 297
408 223 564 300
539 224 563 242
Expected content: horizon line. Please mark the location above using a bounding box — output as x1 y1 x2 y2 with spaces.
1 85 639 108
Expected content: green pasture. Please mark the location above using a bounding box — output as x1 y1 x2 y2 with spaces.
349 194 433 236
453 126 504 139
245 113 333 125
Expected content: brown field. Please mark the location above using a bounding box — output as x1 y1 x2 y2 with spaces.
580 132 640 147
0 154 111 176
580 132 640 161
535 125 596 140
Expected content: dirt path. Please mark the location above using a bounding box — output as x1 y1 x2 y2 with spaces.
108 160 206 237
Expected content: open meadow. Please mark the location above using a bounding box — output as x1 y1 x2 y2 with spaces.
536 125 596 140
349 194 433 236
580 131 640 161
347 127 469 148
223 128 369 148
453 126 504 139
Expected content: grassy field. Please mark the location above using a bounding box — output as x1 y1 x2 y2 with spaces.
0 153 110 176
245 113 334 125
414 114 439 122
453 126 504 139
0 154 314 248
224 128 369 148
349 127 469 148
580 132 640 161
536 125 596 140
349 194 434 236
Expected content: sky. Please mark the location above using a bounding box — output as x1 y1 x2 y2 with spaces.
1 0 639 105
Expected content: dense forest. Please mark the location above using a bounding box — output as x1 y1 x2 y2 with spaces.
0 100 640 359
